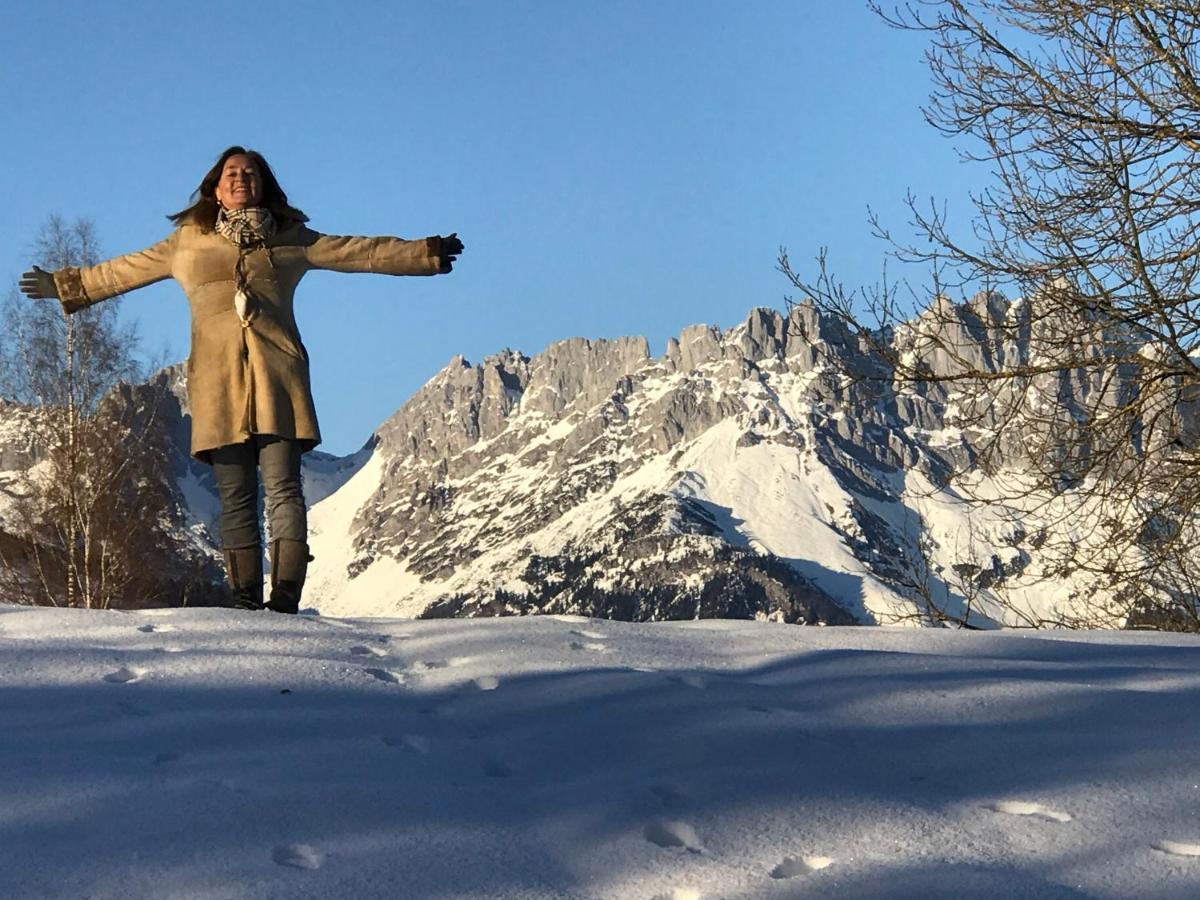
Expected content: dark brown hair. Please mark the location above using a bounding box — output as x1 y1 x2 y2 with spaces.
168 146 308 230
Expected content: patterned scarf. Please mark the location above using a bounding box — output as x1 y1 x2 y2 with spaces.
215 206 277 248
215 207 276 324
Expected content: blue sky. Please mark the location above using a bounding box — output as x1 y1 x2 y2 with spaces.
1 1 987 455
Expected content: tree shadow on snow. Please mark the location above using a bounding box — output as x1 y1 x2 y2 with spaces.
1 618 1199 898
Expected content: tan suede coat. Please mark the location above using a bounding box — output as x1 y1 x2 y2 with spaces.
53 221 443 462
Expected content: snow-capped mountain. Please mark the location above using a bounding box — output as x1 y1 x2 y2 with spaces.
5 298 1176 624
283 299 1153 626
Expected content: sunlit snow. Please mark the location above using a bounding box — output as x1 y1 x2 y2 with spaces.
2 605 1199 898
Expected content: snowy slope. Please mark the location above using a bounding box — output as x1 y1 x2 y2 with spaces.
304 305 1141 628
2 604 1199 899
3 302 1181 623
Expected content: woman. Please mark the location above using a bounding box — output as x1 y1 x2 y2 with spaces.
19 146 464 613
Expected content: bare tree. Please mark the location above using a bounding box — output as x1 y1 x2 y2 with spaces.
781 2 1200 628
0 216 175 609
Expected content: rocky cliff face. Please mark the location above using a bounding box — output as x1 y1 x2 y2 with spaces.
7 297 1179 623
297 298 1162 626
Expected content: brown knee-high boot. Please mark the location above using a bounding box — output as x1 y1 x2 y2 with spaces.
223 545 264 611
267 539 312 614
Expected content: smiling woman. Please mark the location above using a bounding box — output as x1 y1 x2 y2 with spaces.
18 145 465 614
216 155 262 210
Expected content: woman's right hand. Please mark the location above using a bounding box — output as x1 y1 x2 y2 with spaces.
441 233 464 257
19 266 59 300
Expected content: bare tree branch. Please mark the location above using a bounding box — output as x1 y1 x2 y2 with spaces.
784 2 1200 628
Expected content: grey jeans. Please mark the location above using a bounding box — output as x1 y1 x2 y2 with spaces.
210 436 307 549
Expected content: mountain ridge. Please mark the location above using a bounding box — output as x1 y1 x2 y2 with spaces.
1 298 1180 625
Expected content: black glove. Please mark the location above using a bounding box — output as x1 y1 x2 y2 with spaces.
438 233 464 273
19 266 58 300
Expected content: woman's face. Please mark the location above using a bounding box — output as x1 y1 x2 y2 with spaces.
214 154 263 211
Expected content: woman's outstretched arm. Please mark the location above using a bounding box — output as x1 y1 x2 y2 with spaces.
301 230 464 276
20 233 178 314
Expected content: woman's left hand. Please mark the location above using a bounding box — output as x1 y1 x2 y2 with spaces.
438 233 463 273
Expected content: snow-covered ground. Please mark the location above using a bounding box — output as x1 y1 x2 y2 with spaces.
2 605 1199 899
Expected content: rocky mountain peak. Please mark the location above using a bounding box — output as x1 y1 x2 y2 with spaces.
23 296 1180 625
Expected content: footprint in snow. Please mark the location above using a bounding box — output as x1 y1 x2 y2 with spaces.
649 783 691 810
271 843 324 870
989 800 1072 823
411 660 450 672
104 666 147 684
349 644 389 658
137 623 176 634
570 641 608 652
473 675 500 691
644 819 703 853
666 673 706 689
770 855 834 878
1153 840 1200 858
363 668 405 685
569 628 606 641
650 890 701 900
382 735 430 755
